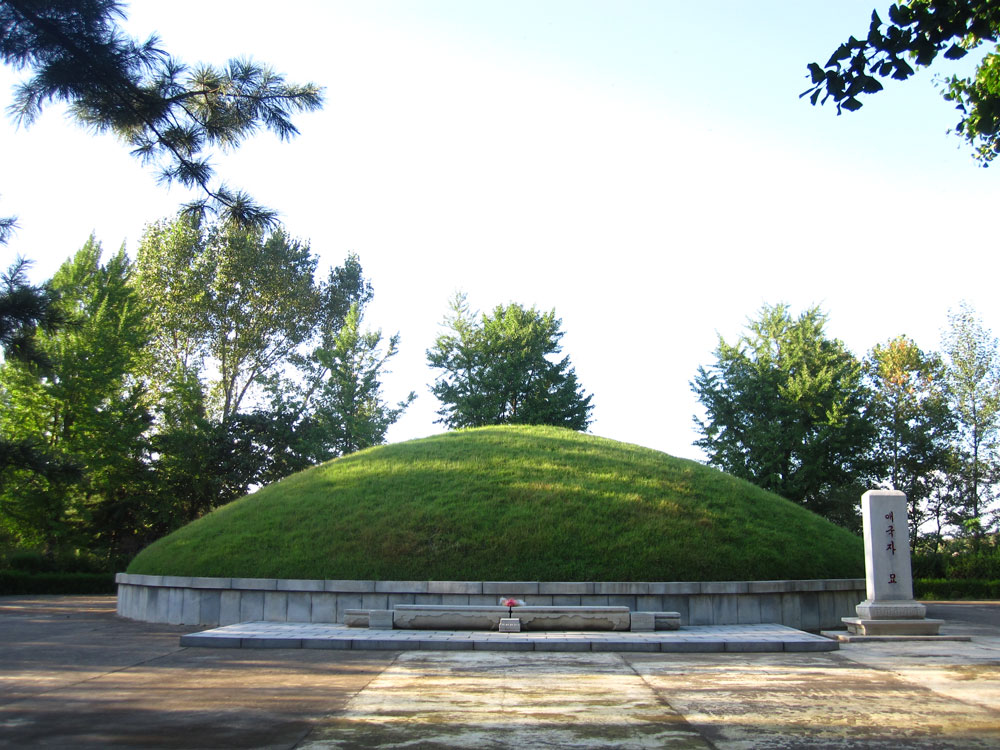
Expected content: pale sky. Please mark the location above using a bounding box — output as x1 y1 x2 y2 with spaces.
2 1 997 461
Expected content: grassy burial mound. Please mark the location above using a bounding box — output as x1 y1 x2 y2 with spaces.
127 425 864 581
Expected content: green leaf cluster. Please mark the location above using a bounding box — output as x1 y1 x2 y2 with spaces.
692 304 875 529
694 302 1000 543
136 217 319 422
0 219 412 565
865 335 956 547
0 238 153 556
941 303 1000 532
804 1 1000 163
428 295 593 431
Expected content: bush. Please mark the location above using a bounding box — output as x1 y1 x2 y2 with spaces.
0 571 116 595
911 551 947 579
915 578 1000 600
945 550 1000 580
913 539 1000 580
4 549 110 574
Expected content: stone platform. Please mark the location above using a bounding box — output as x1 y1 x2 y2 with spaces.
179 621 838 652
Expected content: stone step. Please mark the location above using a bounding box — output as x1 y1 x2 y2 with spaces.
180 621 839 653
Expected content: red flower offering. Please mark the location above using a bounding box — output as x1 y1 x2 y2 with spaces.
500 597 524 617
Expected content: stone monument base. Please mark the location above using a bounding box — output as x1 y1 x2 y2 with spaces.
854 598 926 620
840 616 943 636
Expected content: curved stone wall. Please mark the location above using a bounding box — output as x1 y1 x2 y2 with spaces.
115 574 865 630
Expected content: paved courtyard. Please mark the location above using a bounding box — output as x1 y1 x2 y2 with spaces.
1 596 999 748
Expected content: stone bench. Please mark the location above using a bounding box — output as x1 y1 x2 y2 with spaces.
344 605 681 632
392 605 512 630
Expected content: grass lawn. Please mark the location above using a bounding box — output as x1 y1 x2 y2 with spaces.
128 425 864 581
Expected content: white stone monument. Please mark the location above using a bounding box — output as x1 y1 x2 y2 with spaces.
842 490 942 636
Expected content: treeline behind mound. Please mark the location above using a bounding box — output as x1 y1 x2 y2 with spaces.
127 426 864 581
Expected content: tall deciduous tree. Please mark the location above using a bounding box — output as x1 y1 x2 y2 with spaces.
0 0 323 227
803 1 1000 163
692 304 874 528
242 259 411 483
136 216 411 512
942 302 1000 537
261 303 415 477
305 303 414 457
865 335 956 548
428 294 593 430
0 238 151 556
136 216 319 423
2 216 412 560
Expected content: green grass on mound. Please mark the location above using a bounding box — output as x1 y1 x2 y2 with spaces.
128 425 864 581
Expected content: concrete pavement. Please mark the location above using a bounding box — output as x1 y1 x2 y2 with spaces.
0 597 393 748
1 596 998 749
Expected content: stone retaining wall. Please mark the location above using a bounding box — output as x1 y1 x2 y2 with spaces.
116 574 865 631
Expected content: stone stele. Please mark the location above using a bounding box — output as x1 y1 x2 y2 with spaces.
842 490 942 636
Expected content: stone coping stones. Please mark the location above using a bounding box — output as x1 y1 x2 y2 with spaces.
115 573 865 597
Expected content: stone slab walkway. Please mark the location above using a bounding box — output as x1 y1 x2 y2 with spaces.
299 648 1000 750
180 621 838 652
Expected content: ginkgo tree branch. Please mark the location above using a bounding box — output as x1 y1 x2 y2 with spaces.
803 1 1000 164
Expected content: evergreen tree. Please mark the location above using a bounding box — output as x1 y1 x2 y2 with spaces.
0 257 65 369
1 0 323 227
0 214 15 245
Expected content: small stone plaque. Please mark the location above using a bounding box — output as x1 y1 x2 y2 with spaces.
630 612 655 631
499 617 521 632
